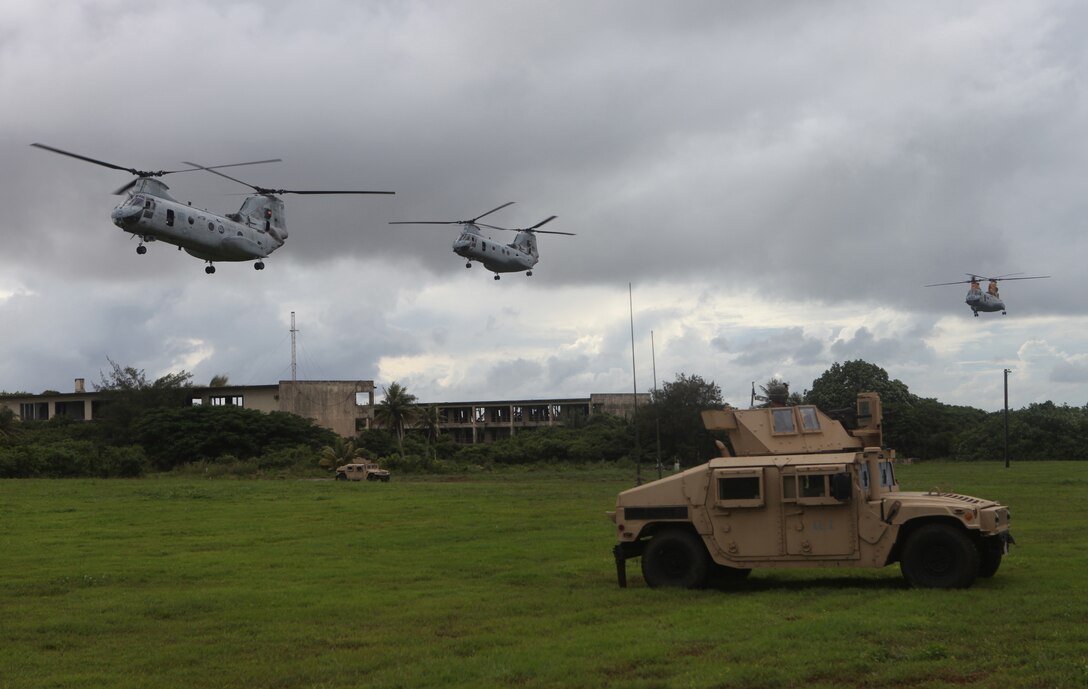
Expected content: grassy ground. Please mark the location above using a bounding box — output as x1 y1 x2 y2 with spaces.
1 462 1086 689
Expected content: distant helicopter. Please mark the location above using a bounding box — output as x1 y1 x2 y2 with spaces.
925 273 1050 316
390 202 573 280
32 143 394 274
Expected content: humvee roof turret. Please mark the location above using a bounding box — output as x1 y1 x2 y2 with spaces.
609 393 1013 589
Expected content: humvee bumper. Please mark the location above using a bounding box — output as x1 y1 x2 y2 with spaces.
613 541 644 588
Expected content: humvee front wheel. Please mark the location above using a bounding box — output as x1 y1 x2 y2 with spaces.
901 524 979 589
641 530 709 589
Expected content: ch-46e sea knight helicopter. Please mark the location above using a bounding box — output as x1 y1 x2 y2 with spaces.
390 202 573 280
925 272 1050 316
31 143 393 274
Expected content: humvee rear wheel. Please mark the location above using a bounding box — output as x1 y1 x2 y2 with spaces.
641 530 709 589
901 524 979 589
977 536 1004 578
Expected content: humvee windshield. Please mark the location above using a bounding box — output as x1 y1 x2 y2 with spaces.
859 461 897 490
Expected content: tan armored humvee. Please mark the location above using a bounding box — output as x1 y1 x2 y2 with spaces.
609 393 1013 589
335 461 391 482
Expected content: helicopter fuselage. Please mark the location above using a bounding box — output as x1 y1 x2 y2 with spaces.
110 179 285 266
453 225 539 275
965 286 1005 315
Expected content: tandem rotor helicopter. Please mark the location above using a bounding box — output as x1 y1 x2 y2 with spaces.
390 202 574 280
31 143 394 274
925 272 1050 316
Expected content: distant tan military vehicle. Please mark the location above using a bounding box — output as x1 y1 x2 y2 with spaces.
609 393 1013 589
335 461 391 482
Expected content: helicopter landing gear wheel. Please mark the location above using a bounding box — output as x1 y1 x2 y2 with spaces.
136 244 147 255
205 264 216 275
254 261 265 271
493 274 500 281
466 262 472 269
526 271 533 277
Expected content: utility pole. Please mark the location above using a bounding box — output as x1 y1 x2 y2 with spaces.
652 330 662 479
629 284 641 485
1004 368 1011 469
290 311 298 384
290 312 300 415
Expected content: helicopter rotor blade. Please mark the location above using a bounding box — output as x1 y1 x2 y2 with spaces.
389 221 462 225
925 280 974 287
527 215 558 230
470 202 515 223
477 216 574 235
275 189 395 195
183 161 392 196
183 162 262 193
112 180 139 196
529 229 575 236
927 273 1051 287
32 143 141 175
390 202 514 227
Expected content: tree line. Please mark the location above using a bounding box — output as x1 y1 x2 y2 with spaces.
3 359 1087 479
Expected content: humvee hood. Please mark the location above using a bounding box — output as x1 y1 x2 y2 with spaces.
897 491 1001 510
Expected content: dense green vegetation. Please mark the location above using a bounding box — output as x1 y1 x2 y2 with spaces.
1 463 1085 689
2 359 1087 479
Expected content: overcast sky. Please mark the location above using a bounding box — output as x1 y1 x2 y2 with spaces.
2 0 1086 412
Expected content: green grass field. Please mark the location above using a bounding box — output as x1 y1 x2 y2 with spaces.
2 462 1086 689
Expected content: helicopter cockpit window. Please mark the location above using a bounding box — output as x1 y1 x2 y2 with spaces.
771 408 796 434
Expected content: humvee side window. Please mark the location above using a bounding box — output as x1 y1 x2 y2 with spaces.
720 477 761 501
799 475 826 498
783 465 849 505
798 406 821 432
771 408 796 434
712 469 764 508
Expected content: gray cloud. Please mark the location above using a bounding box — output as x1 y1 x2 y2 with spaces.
2 0 1086 412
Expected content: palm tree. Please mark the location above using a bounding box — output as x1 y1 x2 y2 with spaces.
319 436 363 470
416 404 441 461
373 381 419 456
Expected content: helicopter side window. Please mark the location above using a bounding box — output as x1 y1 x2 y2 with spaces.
142 198 155 218
166 209 174 227
188 215 194 225
208 222 215 232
